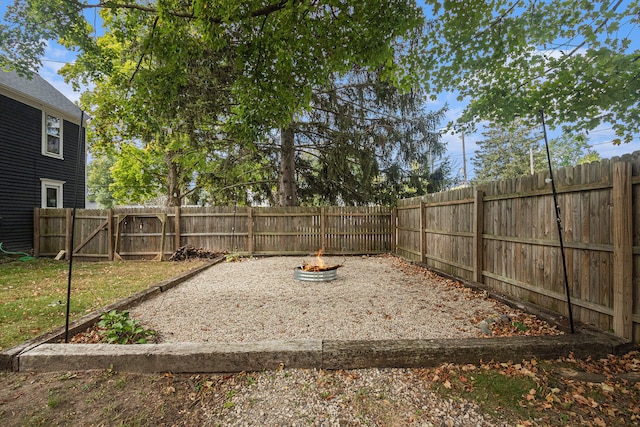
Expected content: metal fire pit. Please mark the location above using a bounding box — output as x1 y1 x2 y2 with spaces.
294 266 338 282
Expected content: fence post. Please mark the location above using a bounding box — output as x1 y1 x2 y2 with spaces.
419 201 425 264
174 206 181 251
107 209 114 261
473 190 484 284
612 161 633 339
391 207 397 254
65 208 73 260
321 206 326 251
33 208 40 257
247 206 254 255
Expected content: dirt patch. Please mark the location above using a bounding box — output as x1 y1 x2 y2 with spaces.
1 352 639 426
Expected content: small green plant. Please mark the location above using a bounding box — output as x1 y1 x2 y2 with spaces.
357 388 369 398
97 310 155 344
512 321 529 332
225 252 242 262
246 374 256 386
47 389 61 408
223 389 236 409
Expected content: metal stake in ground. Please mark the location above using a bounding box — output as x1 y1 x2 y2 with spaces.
539 109 575 334
65 110 85 342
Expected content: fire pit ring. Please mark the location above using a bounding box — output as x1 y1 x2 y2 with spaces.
294 266 338 282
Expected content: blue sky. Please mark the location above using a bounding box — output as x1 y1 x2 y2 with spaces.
2 0 637 181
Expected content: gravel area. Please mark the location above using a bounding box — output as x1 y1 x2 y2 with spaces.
197 367 509 426
131 255 528 343
103 255 559 425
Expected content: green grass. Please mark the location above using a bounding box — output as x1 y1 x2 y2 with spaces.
0 257 206 350
433 370 540 422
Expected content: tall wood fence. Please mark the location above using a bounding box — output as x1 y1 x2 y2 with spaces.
397 151 639 342
34 206 394 261
33 152 639 343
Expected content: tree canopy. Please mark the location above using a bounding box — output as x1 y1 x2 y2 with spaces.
272 69 449 206
4 1 638 142
421 0 640 143
2 0 438 206
2 0 425 136
2 0 635 206
472 121 600 182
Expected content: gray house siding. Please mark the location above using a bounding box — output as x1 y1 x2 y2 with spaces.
0 93 85 252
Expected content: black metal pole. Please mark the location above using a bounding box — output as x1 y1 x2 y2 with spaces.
64 111 85 342
539 109 575 334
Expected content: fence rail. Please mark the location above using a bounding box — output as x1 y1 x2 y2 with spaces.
35 205 394 261
396 151 640 343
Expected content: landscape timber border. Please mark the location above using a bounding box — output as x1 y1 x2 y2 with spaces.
1 256 634 373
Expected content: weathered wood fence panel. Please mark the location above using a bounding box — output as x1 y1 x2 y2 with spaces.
396 151 640 343
179 206 250 254
252 206 321 255
32 152 639 343
35 206 393 260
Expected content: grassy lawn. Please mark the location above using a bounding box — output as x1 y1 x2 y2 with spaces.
0 257 208 351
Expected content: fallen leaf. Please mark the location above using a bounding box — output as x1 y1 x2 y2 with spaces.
601 383 614 393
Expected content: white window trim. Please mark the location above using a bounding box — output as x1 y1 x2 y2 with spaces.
40 178 65 208
42 111 64 159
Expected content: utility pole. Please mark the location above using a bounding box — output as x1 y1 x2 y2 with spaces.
530 147 534 175
461 130 468 185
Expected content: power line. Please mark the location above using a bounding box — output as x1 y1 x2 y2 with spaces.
41 58 74 65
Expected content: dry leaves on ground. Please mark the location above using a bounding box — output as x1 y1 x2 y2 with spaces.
421 351 640 426
390 257 564 338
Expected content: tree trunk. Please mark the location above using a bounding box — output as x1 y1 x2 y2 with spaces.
278 125 298 206
166 153 182 207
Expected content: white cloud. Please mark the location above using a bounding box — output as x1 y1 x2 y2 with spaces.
536 47 588 60
39 40 82 103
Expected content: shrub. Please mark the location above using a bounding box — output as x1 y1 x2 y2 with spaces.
97 310 155 344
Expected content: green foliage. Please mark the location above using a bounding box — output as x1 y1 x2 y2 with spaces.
224 253 244 263
279 70 451 206
87 150 117 208
2 0 429 206
512 321 529 332
549 133 600 169
421 0 640 143
47 389 61 409
97 310 155 344
472 120 600 183
472 121 545 182
108 144 166 206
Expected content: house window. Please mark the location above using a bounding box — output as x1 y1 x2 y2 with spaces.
42 112 63 159
40 179 65 208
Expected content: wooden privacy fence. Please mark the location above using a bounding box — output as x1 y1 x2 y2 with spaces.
32 152 639 343
34 205 394 261
397 151 639 343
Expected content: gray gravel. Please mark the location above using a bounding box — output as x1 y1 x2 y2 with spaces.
131 255 509 343
196 367 510 426
129 255 535 425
